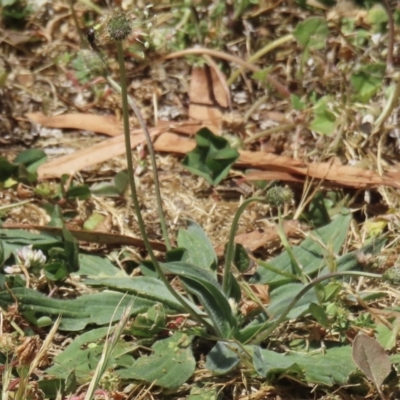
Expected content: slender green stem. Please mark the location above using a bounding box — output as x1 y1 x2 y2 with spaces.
250 271 382 345
277 208 307 283
223 197 265 294
115 41 210 330
106 76 171 250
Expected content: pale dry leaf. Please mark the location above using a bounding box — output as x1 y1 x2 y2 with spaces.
26 112 123 137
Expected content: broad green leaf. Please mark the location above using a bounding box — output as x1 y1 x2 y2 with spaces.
352 333 392 389
252 211 352 286
0 157 18 181
254 345 355 385
44 262 69 281
376 318 400 350
309 303 328 327
90 171 129 196
38 378 67 398
310 111 335 135
78 253 126 277
177 220 217 271
310 97 336 136
84 276 190 312
66 184 91 200
90 181 122 196
367 4 388 32
0 228 61 262
205 341 243 374
127 303 166 337
166 247 187 262
0 287 155 331
291 94 306 111
118 332 195 389
324 281 342 301
350 63 385 103
46 327 134 382
138 249 189 278
64 370 77 396
162 261 237 338
139 259 159 278
301 191 331 228
14 149 47 173
293 17 328 50
182 128 239 186
113 171 129 193
253 346 301 380
267 282 319 320
390 353 400 365
0 149 46 183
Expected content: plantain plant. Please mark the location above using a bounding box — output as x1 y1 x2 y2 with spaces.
1 5 400 398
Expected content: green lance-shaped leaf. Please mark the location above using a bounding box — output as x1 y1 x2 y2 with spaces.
254 345 356 385
84 276 194 312
0 287 156 331
162 261 237 338
205 341 243 375
177 220 217 272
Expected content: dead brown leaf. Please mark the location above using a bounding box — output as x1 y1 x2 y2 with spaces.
37 128 162 179
240 284 270 316
188 66 229 133
26 112 123 137
35 120 201 179
250 284 270 304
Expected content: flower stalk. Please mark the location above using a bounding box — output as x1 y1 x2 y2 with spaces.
114 35 211 331
223 197 265 294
